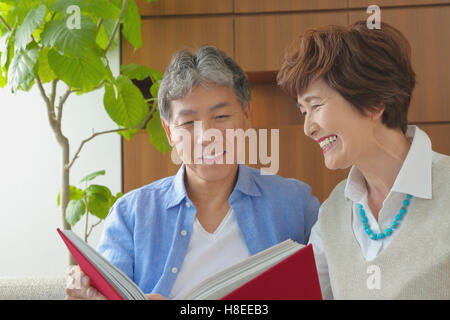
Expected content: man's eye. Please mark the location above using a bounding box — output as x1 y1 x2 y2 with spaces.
312 104 323 109
216 115 230 119
180 121 194 126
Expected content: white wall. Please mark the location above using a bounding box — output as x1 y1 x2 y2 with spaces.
0 49 121 277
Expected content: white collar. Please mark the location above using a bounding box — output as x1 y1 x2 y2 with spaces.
345 125 433 201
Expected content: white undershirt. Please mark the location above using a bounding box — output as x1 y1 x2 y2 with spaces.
169 207 250 299
308 125 448 299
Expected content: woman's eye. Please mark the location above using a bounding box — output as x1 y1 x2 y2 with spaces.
312 104 323 109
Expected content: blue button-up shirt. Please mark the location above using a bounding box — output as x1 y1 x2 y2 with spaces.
97 164 320 297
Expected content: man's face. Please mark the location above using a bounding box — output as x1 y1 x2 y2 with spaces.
162 84 251 182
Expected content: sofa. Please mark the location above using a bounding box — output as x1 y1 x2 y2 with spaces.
0 277 66 300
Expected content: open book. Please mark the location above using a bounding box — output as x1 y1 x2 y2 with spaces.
58 228 322 300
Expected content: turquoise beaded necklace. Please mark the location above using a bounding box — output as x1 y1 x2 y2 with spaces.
358 194 413 240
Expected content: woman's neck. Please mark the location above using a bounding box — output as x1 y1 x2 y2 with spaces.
356 127 411 218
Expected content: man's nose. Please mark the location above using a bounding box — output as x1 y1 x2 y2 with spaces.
194 119 215 144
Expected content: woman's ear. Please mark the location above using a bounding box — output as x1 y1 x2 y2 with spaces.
370 105 385 121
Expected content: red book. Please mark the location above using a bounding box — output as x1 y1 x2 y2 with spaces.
57 228 146 300
59 228 322 300
221 244 322 300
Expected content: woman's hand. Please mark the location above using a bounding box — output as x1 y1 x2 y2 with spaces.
65 265 106 300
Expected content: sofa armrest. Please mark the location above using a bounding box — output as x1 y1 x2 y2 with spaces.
0 276 66 300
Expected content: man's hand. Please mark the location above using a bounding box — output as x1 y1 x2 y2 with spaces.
145 293 168 300
66 265 169 300
65 265 106 300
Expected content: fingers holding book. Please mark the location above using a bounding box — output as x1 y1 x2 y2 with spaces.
65 265 107 300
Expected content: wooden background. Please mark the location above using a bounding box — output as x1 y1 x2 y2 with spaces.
122 0 450 203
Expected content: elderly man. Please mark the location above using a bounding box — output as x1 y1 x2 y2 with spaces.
66 46 319 300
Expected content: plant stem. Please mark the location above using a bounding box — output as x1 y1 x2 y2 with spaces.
36 75 76 265
87 219 103 241
66 106 156 171
0 15 11 31
84 195 89 242
105 0 127 53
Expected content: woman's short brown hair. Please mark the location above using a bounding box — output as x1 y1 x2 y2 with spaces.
277 20 416 133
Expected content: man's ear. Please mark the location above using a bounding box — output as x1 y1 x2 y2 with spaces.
161 118 174 146
244 102 252 128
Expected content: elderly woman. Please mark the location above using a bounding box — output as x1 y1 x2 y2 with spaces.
277 21 449 299
66 46 319 300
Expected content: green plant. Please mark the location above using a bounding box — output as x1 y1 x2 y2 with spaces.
57 170 123 242
0 0 170 264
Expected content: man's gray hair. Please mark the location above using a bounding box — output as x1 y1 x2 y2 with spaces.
157 46 251 123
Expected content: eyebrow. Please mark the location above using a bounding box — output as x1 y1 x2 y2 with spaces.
176 102 230 117
296 95 323 108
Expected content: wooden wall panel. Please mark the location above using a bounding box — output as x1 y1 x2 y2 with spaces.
350 6 450 123
122 17 234 71
349 0 450 8
250 84 302 128
123 131 179 193
234 0 348 13
123 2 449 203
418 123 450 156
136 0 233 16
235 12 348 71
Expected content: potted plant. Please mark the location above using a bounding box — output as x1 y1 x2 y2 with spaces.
0 0 170 265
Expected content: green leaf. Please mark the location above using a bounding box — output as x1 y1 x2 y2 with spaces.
109 191 124 208
118 127 139 141
103 75 149 128
37 47 57 83
96 23 109 50
0 68 7 88
57 185 85 206
48 49 105 92
8 41 39 92
115 0 142 50
85 184 112 220
150 80 160 98
41 15 97 57
115 191 124 199
2 1 40 28
0 29 14 69
120 63 162 82
14 4 46 51
146 109 171 154
65 199 86 226
51 0 121 20
79 170 106 183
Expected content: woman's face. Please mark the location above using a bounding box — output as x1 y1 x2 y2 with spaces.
163 84 251 182
297 78 375 170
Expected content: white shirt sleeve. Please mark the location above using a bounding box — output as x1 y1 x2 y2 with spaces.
307 220 334 300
